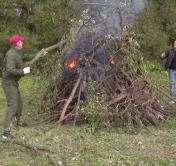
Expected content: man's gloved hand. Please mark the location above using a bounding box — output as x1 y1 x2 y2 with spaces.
160 52 166 59
23 67 30 74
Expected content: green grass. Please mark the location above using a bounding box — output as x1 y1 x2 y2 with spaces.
0 75 176 166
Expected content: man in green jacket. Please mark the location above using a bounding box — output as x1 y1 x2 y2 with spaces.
2 35 33 139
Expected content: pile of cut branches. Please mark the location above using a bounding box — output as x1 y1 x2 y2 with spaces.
38 26 172 129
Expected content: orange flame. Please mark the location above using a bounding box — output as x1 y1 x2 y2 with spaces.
65 59 77 69
110 58 116 65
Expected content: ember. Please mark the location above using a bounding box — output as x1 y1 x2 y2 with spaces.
110 57 116 65
65 59 77 69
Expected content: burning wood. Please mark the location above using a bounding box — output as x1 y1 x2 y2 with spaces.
38 0 172 129
40 28 172 130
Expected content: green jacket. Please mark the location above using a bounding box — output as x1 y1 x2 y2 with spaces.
2 47 34 82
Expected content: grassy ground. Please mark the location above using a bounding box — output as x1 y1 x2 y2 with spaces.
0 74 176 166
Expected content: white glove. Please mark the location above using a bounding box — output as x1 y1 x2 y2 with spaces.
160 52 165 59
23 67 30 74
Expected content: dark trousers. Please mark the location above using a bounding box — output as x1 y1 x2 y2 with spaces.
2 79 22 131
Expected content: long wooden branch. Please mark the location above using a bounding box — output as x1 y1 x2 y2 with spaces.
48 75 82 130
1 138 53 154
28 38 68 65
73 81 82 126
1 138 58 166
59 73 83 122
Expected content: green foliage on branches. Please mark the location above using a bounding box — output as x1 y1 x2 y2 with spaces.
79 81 110 132
120 26 144 76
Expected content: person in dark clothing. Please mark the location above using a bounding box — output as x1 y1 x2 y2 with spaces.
1 35 33 139
161 40 176 102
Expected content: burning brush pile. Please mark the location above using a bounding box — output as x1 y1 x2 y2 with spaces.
41 27 171 129
40 0 172 129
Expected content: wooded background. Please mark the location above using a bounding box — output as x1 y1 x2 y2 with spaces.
0 0 176 70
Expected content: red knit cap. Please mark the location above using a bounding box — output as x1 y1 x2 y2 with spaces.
9 35 25 46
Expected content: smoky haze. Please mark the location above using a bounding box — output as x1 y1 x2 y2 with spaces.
72 0 146 40
70 0 146 53
64 0 147 80
132 0 145 13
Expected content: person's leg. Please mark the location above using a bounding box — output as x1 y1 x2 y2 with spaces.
173 70 176 99
2 80 19 133
15 89 23 126
169 69 175 98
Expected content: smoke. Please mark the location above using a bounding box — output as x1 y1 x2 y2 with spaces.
68 0 147 52
132 0 145 14
70 0 146 46
65 0 147 78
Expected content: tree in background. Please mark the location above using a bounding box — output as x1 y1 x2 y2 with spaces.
136 0 176 60
0 0 76 75
2 0 176 69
